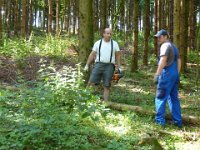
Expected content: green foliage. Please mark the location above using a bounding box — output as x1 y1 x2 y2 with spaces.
0 33 77 60
187 50 200 63
0 33 200 149
0 64 102 149
0 38 32 58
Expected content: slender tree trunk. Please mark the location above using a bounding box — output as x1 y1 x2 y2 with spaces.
131 0 139 72
189 0 197 50
127 0 133 40
72 0 77 35
119 0 125 35
173 0 180 50
100 0 107 34
26 1 29 36
6 0 11 37
93 0 99 32
168 0 173 41
13 0 19 36
56 0 60 35
48 0 53 34
13 0 19 35
154 0 158 56
21 0 27 38
65 0 71 34
43 0 47 32
34 1 37 27
29 0 33 35
143 0 150 66
180 0 189 73
160 0 167 29
158 0 161 30
0 0 2 44
63 0 69 31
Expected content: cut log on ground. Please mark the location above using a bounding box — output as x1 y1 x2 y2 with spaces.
104 101 200 126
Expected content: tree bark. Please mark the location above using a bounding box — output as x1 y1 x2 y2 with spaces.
79 0 94 83
56 0 60 36
189 0 197 50
105 101 200 125
173 0 180 50
21 0 27 38
100 0 107 35
48 0 53 34
180 0 189 73
0 0 2 44
168 0 174 41
29 0 33 35
143 0 150 66
131 0 139 72
154 0 158 57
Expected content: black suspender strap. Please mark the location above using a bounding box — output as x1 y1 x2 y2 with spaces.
98 39 113 63
110 39 113 63
99 39 102 62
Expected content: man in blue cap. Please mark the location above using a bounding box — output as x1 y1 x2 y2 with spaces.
154 29 182 127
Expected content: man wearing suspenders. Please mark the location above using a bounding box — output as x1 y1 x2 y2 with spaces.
84 28 121 101
154 29 182 127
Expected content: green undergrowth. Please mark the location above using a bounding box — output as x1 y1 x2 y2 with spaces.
0 36 200 149
0 61 199 149
0 33 78 62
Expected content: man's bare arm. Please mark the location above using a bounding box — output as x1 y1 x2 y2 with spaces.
178 58 181 73
156 56 167 75
86 51 96 65
115 51 121 67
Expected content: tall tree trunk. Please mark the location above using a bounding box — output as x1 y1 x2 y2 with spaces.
168 0 173 41
25 1 29 36
72 0 78 35
189 0 197 50
158 0 161 30
93 0 99 32
143 0 150 66
13 0 19 36
173 0 180 50
160 0 167 29
131 0 139 72
180 0 189 73
100 0 107 34
56 0 60 35
67 0 71 34
34 0 37 28
79 0 94 82
43 0 47 32
48 0 53 34
6 0 11 37
127 0 133 40
21 0 27 38
0 0 2 44
119 0 125 35
63 0 69 31
29 0 33 35
154 0 158 56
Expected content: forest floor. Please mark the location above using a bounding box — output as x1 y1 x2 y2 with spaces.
0 47 200 149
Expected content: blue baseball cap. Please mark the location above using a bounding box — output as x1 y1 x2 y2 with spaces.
154 29 169 37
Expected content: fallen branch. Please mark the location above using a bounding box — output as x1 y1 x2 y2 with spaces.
105 101 200 126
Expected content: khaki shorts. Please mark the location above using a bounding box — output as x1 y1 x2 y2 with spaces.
89 62 115 87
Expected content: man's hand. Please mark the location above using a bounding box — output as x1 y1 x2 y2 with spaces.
118 67 123 73
153 74 159 85
84 64 89 71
